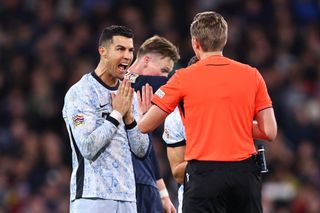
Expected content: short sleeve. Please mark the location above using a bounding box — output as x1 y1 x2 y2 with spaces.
151 69 184 114
163 108 186 147
255 70 272 114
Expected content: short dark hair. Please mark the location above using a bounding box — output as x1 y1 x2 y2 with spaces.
99 25 133 47
137 35 180 63
190 11 228 51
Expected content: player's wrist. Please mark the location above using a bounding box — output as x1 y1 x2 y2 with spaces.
125 119 137 130
124 112 134 124
159 188 169 198
110 110 123 123
105 110 123 127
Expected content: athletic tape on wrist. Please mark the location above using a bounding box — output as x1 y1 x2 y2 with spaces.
110 110 123 123
159 188 169 198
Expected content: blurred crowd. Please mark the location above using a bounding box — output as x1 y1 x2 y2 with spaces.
0 0 320 212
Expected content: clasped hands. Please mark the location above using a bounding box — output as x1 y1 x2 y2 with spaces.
111 79 153 124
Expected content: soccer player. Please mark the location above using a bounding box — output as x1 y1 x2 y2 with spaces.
126 35 180 213
138 11 277 213
162 107 186 213
62 25 149 213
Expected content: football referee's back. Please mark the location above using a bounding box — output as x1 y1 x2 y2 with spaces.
153 55 273 162
138 11 277 213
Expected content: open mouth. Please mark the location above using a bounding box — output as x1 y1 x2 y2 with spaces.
118 63 128 72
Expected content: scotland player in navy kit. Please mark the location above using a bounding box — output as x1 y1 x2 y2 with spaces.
62 25 149 213
126 35 180 213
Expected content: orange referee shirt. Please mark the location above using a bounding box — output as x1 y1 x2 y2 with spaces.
152 55 272 161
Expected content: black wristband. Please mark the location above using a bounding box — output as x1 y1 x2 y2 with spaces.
125 120 137 130
166 139 186 147
106 115 120 127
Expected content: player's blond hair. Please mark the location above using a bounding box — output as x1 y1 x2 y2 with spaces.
137 35 180 63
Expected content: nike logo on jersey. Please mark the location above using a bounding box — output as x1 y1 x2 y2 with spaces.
99 103 108 108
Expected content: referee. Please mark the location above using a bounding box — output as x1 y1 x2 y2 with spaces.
138 11 277 213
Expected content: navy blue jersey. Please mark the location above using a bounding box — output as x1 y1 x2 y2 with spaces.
131 75 168 186
135 183 164 213
132 138 160 187
132 75 167 92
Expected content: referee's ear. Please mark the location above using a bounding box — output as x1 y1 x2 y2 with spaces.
191 37 201 52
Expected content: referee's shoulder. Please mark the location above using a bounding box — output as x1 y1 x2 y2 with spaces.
176 63 196 74
171 59 201 80
229 58 258 73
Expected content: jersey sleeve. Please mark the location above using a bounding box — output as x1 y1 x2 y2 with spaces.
62 87 118 160
162 108 186 147
126 92 150 158
255 70 272 114
151 69 184 114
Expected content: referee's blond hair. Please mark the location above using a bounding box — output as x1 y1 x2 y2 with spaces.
190 11 228 52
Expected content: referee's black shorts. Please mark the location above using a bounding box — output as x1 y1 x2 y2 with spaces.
183 156 262 213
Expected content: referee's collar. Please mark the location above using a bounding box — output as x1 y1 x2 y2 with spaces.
198 55 230 66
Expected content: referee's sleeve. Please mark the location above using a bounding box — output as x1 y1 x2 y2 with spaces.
152 69 184 113
255 70 272 114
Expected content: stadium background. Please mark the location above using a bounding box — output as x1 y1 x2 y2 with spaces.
0 0 320 212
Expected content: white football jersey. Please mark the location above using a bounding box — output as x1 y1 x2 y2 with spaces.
63 72 149 202
163 107 186 146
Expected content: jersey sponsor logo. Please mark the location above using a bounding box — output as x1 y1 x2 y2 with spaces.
155 89 165 99
73 114 85 127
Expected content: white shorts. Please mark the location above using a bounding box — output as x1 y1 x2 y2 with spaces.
70 198 137 213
